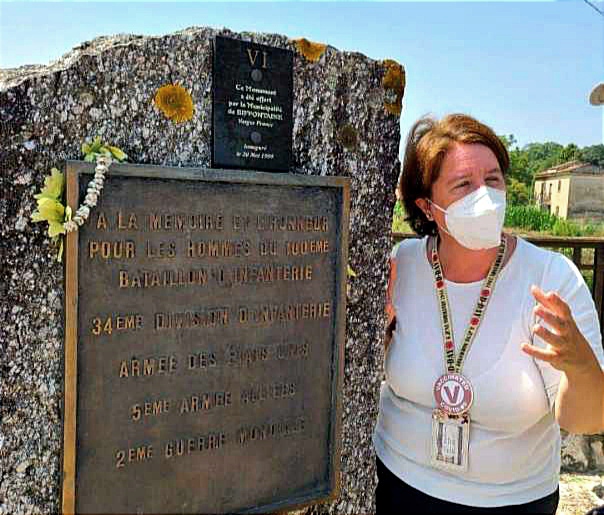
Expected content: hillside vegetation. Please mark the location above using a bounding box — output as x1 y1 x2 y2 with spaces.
392 137 604 237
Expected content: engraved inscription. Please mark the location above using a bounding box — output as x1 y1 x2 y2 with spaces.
91 314 144 336
131 399 170 422
186 238 251 258
256 214 328 232
238 301 331 325
89 240 136 260
146 241 177 259
72 168 346 514
118 268 209 288
155 309 230 331
238 417 305 446
187 351 218 371
226 341 309 368
119 355 178 378
147 213 224 232
164 432 226 459
117 211 139 230
179 391 232 414
285 239 330 256
240 382 296 404
115 445 154 469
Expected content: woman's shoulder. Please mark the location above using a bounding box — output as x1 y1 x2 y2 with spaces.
514 236 583 286
390 235 426 261
514 235 556 263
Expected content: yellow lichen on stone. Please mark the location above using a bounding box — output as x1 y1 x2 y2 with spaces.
294 38 327 63
153 84 194 123
382 59 406 116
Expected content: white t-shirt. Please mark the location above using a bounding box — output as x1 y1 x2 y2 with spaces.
373 235 604 507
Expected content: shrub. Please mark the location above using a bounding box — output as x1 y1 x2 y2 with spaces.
504 205 558 232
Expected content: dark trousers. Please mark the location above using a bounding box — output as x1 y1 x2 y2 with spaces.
375 457 560 514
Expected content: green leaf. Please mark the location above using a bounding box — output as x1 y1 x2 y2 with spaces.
91 136 102 153
30 210 44 222
81 142 91 155
347 265 357 278
84 153 95 162
48 220 66 237
57 238 64 263
107 145 127 162
34 168 64 201
36 197 65 223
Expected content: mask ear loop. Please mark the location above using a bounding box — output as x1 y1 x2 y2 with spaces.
426 199 454 239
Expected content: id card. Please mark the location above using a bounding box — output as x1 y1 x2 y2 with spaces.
430 410 470 472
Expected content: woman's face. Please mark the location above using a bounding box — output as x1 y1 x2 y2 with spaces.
416 142 506 227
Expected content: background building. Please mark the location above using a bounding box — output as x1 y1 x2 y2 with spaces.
533 160 604 221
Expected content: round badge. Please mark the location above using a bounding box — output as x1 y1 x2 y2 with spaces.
433 373 474 416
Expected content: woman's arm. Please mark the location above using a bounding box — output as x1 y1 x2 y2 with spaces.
521 285 604 434
556 362 604 434
384 252 398 353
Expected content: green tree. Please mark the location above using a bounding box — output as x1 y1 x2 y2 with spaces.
509 147 532 185
499 134 517 150
507 177 530 206
498 134 532 189
495 136 601 206
558 143 580 164
580 144 604 167
523 142 563 173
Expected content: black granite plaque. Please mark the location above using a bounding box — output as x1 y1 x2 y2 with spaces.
62 162 348 514
212 36 293 172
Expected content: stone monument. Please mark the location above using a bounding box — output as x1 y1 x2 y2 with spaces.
0 27 404 514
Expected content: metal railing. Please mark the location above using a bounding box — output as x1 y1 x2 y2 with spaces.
392 232 604 337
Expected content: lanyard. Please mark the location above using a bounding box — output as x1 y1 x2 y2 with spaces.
430 235 507 374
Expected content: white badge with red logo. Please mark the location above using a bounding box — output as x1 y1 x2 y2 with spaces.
433 373 474 416
431 373 473 472
428 235 507 474
431 410 470 472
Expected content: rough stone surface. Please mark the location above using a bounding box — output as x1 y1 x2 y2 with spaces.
562 432 604 474
0 27 402 514
563 433 592 472
591 441 604 470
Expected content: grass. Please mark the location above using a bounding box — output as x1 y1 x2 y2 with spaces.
391 201 603 291
392 199 413 232
392 202 604 237
506 205 604 237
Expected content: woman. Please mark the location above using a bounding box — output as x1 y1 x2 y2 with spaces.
373 113 604 514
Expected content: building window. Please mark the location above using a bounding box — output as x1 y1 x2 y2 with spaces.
556 206 560 216
558 180 561 192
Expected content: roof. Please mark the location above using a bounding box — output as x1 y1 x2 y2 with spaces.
534 160 604 180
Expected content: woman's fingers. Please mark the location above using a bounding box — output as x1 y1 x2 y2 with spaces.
531 285 571 318
533 304 569 337
533 322 565 348
521 342 559 364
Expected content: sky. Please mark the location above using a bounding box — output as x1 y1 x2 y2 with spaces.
1 1 603 150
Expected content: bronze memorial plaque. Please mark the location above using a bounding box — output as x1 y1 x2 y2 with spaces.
61 161 349 514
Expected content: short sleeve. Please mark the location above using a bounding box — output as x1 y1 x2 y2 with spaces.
530 253 604 409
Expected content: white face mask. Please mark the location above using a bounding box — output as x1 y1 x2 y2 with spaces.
429 186 507 250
